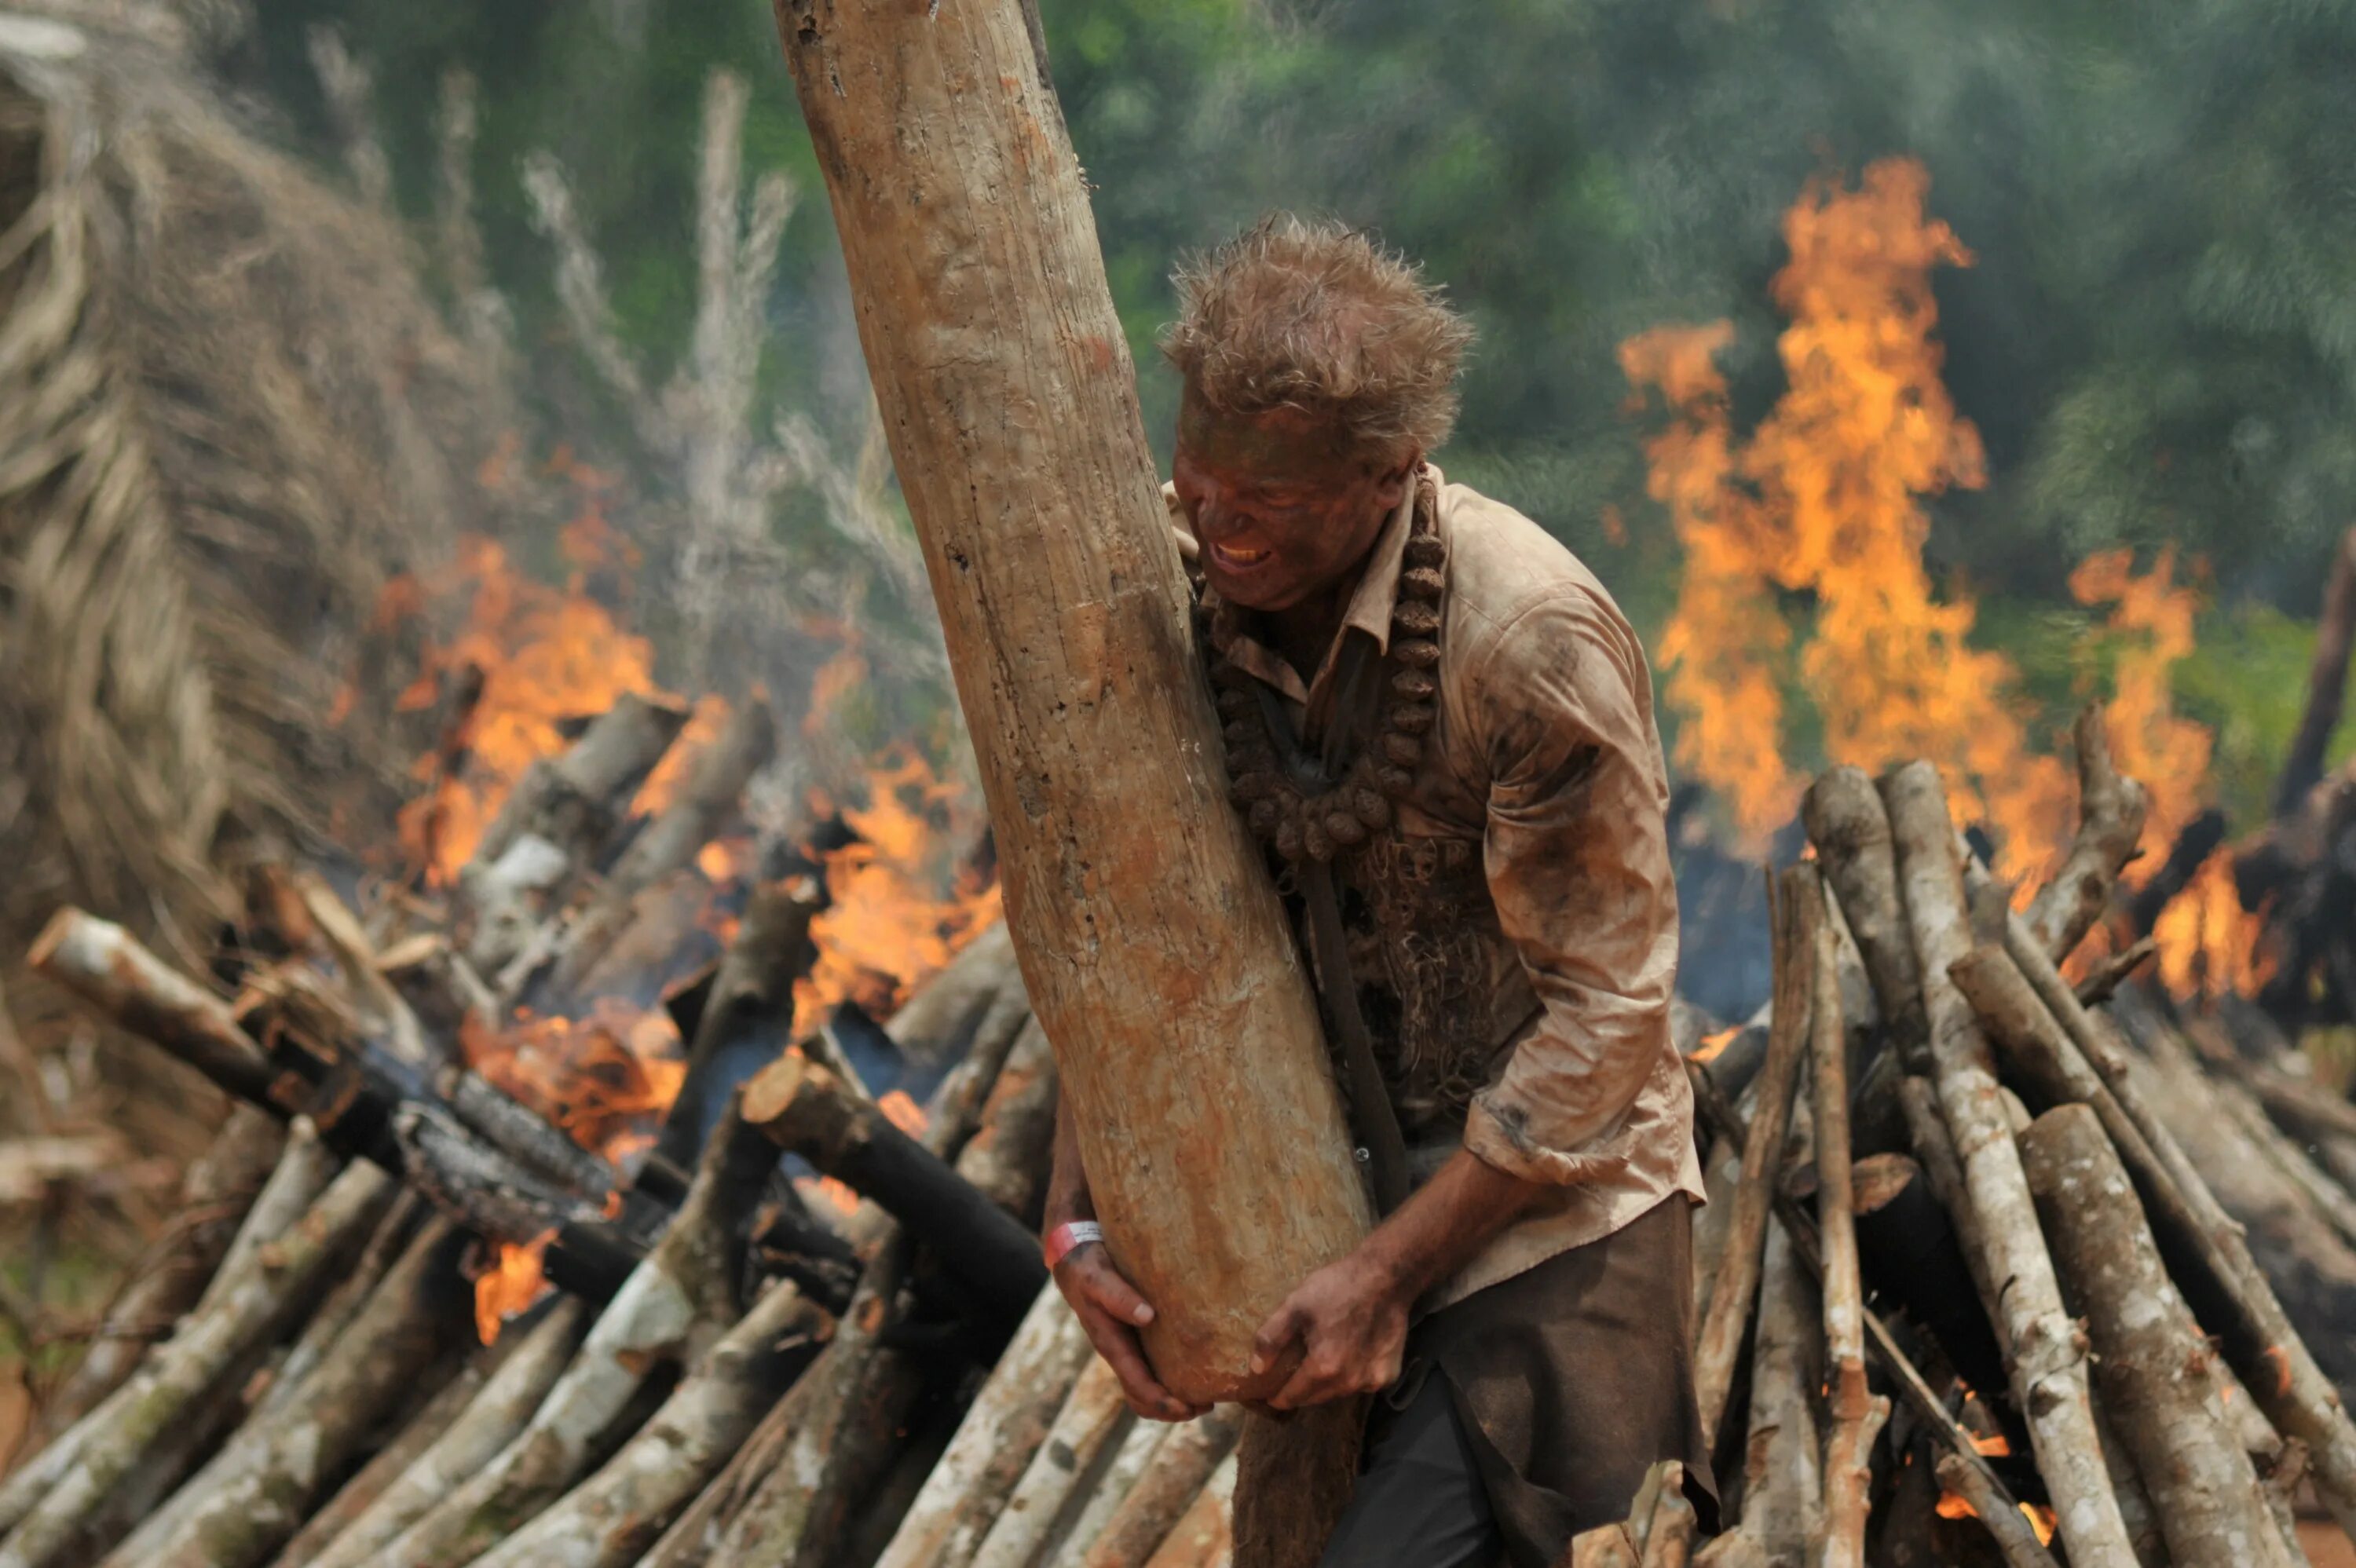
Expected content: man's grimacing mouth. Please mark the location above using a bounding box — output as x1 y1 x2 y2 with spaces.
1209 540 1271 568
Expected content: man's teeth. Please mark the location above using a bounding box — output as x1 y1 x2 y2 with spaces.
1216 543 1270 565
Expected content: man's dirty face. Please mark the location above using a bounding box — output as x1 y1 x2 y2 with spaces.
1173 386 1410 613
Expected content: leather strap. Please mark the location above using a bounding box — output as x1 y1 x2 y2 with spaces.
1250 641 1412 1215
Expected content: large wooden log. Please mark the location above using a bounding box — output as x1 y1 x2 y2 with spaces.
968 1357 1132 1568
1695 867 1815 1449
1804 767 1928 1062
768 0 1369 1402
1742 1217 1824 1562
2022 709 2148 963
1082 1409 1245 1568
105 1220 471 1568
874 1284 1094 1568
2019 1106 2293 1568
0 1162 395 1568
1879 762 2135 1568
1968 894 2356 1538
25 1106 283 1442
299 1299 589 1568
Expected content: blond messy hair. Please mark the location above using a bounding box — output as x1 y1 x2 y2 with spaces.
1162 214 1474 462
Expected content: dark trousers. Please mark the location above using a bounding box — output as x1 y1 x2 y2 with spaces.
1317 1375 1501 1568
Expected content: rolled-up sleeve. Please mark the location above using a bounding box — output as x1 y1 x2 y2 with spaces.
1459 589 1680 1187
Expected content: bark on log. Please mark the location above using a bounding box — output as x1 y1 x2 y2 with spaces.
0 1160 394 1568
1230 1400 1363 1568
466 1277 833 1568
1817 1394 1890 1568
770 0 1370 1402
1804 766 1928 1062
1970 909 2356 1539
743 1051 1047 1336
1696 866 1816 1450
1142 1453 1238 1568
360 1100 770 1568
876 1283 1095 1568
969 1357 1133 1568
107 1219 471 1568
2275 524 2356 821
2024 709 2149 962
1057 1415 1176 1564
31 1106 284 1442
2019 1105 2293 1568
1809 922 1867 1424
1879 761 2135 1567
28 908 279 1106
1743 1217 1824 1563
301 1298 590 1568
268 1339 492 1568
2072 936 2159 1009
251 1193 430 1421
1083 1409 1246 1568
954 1016 1059 1222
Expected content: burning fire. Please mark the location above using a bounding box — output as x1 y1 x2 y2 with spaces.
373 470 1003 1340
1625 159 2265 996
796 747 1004 1037
1621 158 2074 879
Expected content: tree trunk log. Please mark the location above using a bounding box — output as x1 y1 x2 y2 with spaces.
1083 1409 1246 1568
2275 524 2356 821
361 1101 770 1568
1057 1415 1176 1564
466 1277 832 1568
108 1219 471 1568
1879 762 2135 1568
2019 1105 2293 1568
1809 922 1867 1423
1743 1217 1824 1562
1696 866 1816 1449
298 1296 588 1568
0 1161 394 1568
1141 1453 1238 1568
1805 766 1927 1062
876 1284 1095 1568
28 908 280 1106
266 1340 499 1568
744 1051 1047 1336
1970 906 2356 1540
30 1106 284 1442
969 1357 1133 1568
2023 709 2149 963
768 0 1370 1403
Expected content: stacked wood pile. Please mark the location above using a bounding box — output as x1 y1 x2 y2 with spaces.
1609 713 2356 1568
0 682 1277 1568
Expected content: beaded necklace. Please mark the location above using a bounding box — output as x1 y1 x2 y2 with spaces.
1205 473 1446 865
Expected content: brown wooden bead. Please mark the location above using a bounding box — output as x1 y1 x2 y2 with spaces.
1393 601 1442 638
1248 798 1281 835
1381 732 1423 767
1231 769 1284 803
1216 687 1257 718
1303 817 1335 861
1325 811 1367 848
1391 668 1437 701
1395 638 1441 669
1376 763 1415 794
1274 814 1304 861
1390 702 1436 736
1352 788 1392 830
1404 535 1445 569
1228 744 1275 775
1400 567 1446 601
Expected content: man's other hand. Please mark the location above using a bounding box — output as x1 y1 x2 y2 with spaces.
1249 1252 1410 1411
1052 1243 1209 1423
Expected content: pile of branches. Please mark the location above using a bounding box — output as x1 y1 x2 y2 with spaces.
0 685 1258 1568
1601 714 2356 1567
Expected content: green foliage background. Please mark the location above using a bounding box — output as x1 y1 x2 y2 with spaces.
229 0 2356 827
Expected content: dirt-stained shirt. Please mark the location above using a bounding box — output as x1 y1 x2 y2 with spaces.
1169 465 1704 1310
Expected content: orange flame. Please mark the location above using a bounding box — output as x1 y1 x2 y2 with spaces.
1621 159 2073 880
796 748 1004 1036
474 1231 554 1344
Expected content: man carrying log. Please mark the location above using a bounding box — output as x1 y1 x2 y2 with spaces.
1041 217 1714 1567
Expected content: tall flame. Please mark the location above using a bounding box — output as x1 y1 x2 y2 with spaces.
1622 159 2073 879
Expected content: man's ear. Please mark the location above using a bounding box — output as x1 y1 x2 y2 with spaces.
1374 449 1421 508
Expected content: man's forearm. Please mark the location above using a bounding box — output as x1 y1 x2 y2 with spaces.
1355 1146 1546 1303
